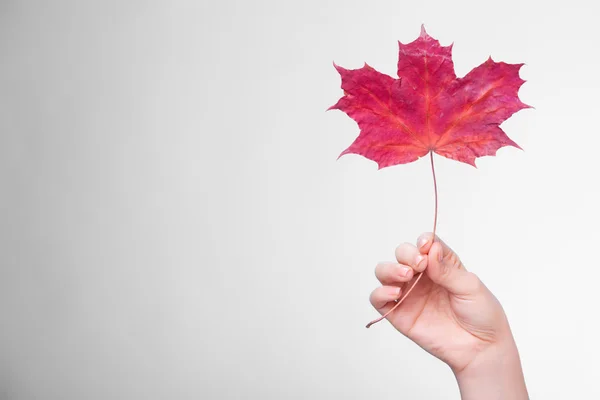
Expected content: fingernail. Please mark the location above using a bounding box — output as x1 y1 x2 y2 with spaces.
438 251 443 263
415 255 425 270
418 237 429 249
392 287 401 297
399 265 412 277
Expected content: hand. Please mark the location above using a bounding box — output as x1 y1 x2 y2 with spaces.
370 233 528 399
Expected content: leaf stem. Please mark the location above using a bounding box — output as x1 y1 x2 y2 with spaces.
365 151 438 329
430 151 438 238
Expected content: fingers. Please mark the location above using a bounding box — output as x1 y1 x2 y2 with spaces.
375 262 414 285
369 285 402 313
371 233 482 319
424 237 481 296
395 243 427 273
416 232 446 254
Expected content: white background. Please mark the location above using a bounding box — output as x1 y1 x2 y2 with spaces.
1 0 599 399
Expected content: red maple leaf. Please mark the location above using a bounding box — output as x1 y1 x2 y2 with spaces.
330 25 530 168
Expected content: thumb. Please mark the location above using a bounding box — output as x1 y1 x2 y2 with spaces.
417 233 478 296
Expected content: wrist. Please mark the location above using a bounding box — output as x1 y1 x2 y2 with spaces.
454 337 528 400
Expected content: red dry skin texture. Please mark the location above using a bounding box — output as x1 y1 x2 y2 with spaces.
330 26 531 168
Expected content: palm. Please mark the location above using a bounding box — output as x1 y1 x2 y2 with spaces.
385 270 503 371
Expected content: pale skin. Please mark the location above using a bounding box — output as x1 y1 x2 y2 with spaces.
370 233 528 400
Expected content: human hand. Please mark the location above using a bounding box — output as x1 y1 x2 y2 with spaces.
370 233 528 399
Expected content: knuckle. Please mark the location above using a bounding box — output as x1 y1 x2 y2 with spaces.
374 263 392 283
395 242 412 258
447 252 462 269
465 272 483 292
368 288 380 306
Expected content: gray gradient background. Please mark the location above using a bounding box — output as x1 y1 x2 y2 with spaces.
0 1 599 399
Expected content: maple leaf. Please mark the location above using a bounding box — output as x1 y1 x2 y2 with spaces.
330 26 532 329
330 25 530 168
